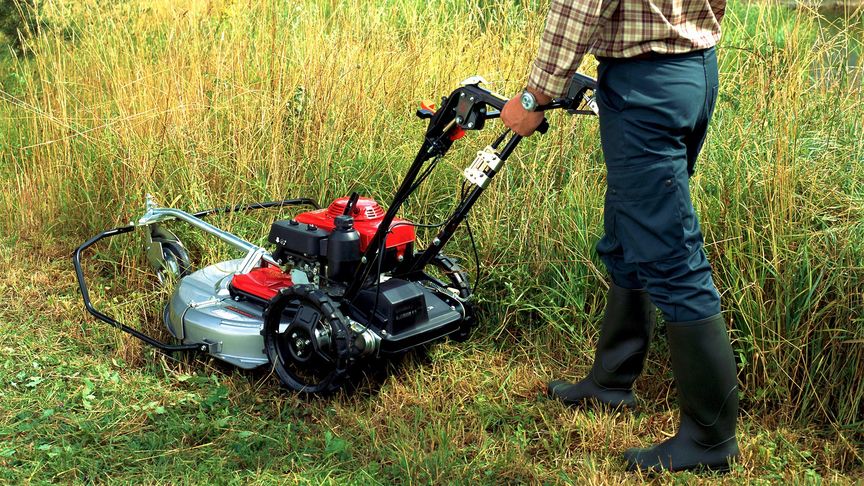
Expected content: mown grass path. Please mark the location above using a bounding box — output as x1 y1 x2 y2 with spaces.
0 238 859 483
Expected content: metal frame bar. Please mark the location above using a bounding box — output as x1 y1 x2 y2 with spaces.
72 198 319 353
73 225 203 353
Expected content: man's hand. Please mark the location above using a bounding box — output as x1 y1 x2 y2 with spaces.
501 88 553 137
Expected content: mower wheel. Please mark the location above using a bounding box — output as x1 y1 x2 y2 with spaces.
154 240 192 284
262 285 352 395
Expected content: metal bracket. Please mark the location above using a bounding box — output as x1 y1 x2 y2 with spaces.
459 75 488 87
462 146 503 189
201 339 222 354
189 296 222 310
584 94 599 115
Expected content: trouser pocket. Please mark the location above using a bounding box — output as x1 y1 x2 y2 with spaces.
605 159 693 263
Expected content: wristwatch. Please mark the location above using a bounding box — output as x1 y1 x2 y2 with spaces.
519 90 538 112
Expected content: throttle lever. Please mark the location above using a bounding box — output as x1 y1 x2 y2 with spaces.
416 108 435 120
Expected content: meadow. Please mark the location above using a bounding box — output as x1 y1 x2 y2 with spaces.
0 0 862 483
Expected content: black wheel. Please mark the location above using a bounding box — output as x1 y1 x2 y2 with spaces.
154 240 192 284
262 285 353 395
422 253 475 342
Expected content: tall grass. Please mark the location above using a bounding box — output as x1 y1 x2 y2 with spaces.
0 0 861 453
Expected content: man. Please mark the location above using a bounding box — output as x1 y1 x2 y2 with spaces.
500 0 739 474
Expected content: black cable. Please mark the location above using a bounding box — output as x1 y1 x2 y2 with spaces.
389 220 447 230
409 155 441 191
370 240 386 325
490 129 510 150
464 217 481 295
349 154 443 298
191 198 319 218
459 180 482 295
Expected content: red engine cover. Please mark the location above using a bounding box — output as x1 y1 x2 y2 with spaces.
294 197 416 258
231 197 414 302
230 265 293 301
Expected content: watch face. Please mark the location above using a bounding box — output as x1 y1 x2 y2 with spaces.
520 91 535 111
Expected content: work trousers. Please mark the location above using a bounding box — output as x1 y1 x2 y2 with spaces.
595 47 721 322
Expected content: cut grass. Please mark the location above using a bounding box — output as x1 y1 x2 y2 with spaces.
0 239 860 483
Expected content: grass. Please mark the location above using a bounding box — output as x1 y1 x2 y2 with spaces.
0 0 862 483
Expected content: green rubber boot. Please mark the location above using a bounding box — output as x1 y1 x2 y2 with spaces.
624 314 739 473
548 283 655 409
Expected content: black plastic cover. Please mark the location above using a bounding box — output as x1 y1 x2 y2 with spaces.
346 279 464 353
268 219 330 258
350 279 429 336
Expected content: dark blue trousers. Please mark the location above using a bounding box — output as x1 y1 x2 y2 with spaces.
595 48 721 322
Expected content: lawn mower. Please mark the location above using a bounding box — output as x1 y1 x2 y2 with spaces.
73 73 597 394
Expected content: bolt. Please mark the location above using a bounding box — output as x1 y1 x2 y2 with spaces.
433 238 441 246
361 256 367 264
460 93 465 98
467 122 474 128
469 96 475 102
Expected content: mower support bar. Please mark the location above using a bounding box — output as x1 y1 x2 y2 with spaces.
73 225 203 353
139 205 279 268
73 197 320 354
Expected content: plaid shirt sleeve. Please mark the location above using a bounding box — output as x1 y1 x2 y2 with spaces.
527 0 604 98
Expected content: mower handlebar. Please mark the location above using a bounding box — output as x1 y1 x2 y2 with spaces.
430 72 596 137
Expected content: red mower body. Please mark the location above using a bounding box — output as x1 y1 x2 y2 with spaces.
230 196 415 303
294 197 415 259
230 265 293 301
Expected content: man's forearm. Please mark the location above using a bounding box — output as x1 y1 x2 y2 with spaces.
527 0 604 99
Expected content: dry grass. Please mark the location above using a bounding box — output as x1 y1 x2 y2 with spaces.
0 0 862 482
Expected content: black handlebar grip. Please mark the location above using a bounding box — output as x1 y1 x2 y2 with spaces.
537 119 549 134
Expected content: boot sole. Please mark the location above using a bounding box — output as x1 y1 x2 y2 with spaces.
627 462 733 475
624 448 736 475
548 389 635 411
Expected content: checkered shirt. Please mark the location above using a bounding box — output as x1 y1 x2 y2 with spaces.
527 0 725 97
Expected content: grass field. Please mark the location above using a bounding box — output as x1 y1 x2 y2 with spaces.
1 0 862 483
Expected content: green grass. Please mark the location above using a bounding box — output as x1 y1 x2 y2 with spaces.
0 0 862 482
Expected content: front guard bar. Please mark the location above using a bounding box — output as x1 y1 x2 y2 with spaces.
72 198 319 353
